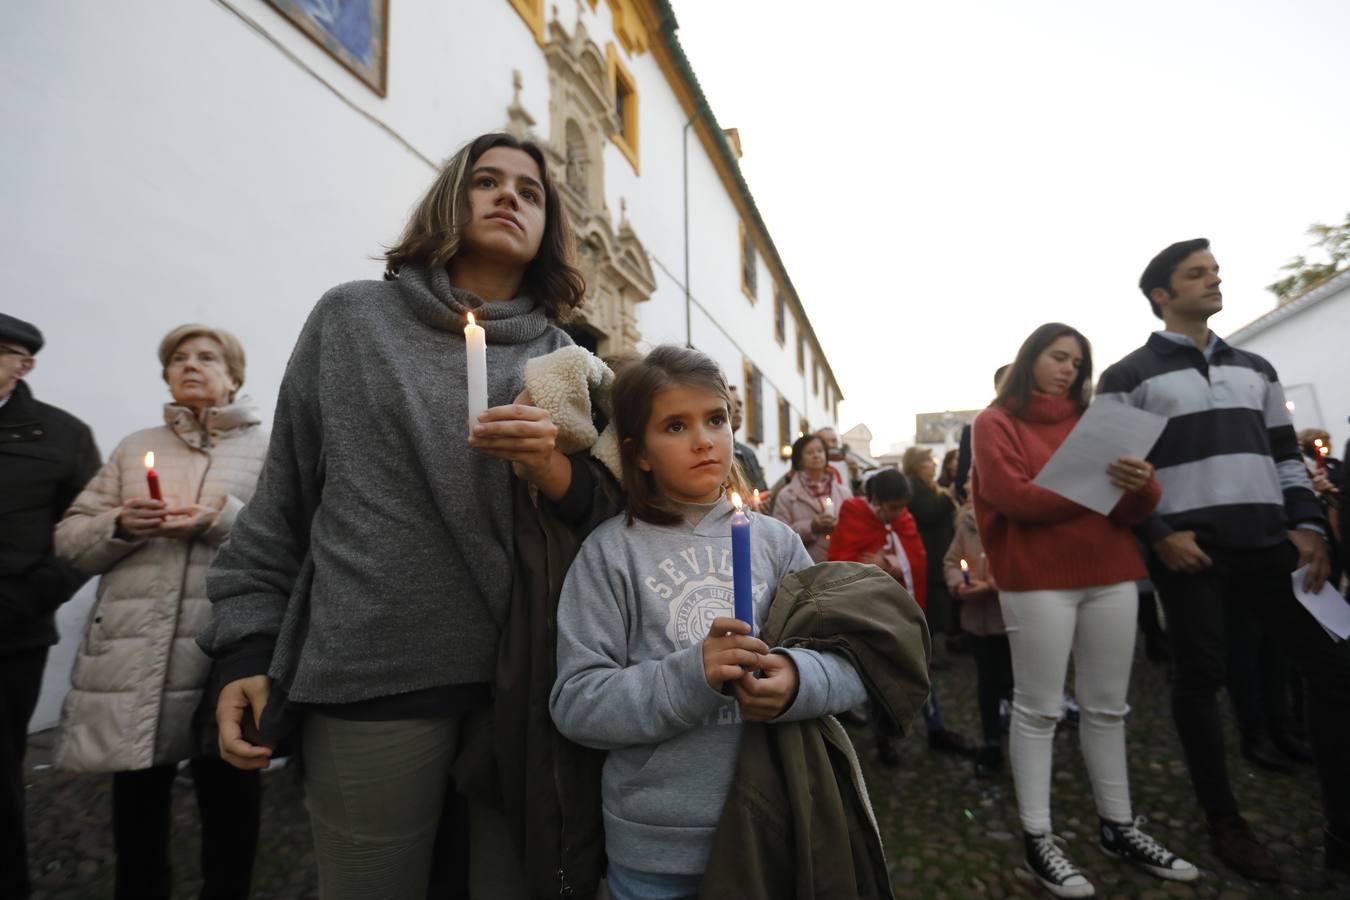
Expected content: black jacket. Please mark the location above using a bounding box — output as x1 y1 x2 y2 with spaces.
0 381 100 653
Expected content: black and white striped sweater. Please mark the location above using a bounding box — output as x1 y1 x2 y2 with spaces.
1096 332 1324 550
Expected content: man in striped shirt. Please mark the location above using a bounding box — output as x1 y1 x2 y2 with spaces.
1097 238 1347 884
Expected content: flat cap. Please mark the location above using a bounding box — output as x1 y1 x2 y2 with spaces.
0 313 43 355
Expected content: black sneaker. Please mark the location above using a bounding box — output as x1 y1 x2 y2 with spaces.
1024 831 1095 898
1100 817 1198 882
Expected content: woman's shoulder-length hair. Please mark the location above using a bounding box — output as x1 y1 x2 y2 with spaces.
383 132 586 322
994 322 1093 415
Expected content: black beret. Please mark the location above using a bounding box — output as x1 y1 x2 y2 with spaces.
0 313 43 355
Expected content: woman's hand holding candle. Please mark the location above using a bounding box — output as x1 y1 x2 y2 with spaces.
116 498 168 540
468 397 571 500
702 617 769 691
469 392 573 501
158 500 223 541
734 651 800 721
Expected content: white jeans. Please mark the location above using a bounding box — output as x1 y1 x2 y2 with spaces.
1000 582 1137 835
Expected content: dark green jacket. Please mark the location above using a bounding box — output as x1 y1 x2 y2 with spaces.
701 562 932 900
472 455 623 898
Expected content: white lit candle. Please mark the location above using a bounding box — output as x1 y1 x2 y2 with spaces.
464 312 488 431
822 496 834 515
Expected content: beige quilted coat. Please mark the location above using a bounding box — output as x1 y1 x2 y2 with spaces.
52 398 267 772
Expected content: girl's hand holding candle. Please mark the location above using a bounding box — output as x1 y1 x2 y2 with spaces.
732 650 801 722
701 617 768 691
960 558 972 587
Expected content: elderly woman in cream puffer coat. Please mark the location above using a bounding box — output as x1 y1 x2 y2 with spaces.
53 324 267 900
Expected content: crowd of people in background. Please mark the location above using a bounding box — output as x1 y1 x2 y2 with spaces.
2 132 1349 900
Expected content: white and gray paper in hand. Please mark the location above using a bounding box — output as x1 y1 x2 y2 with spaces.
1032 402 1168 516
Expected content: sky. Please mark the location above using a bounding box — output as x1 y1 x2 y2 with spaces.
671 0 1350 453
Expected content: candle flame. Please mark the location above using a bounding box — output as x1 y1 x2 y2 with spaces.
752 488 761 504
730 491 743 511
144 451 155 469
1320 445 1329 456
466 312 476 327
960 558 969 572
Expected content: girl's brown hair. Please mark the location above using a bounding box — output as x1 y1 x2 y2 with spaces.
612 345 750 525
383 132 586 321
994 322 1093 415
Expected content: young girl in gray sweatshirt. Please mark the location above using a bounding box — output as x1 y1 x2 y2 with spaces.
550 346 867 899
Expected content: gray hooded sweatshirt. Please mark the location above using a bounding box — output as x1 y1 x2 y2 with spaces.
550 496 867 875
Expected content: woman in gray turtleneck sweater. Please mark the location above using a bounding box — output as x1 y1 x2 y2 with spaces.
199 133 596 898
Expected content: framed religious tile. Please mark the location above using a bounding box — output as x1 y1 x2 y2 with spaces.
265 0 390 97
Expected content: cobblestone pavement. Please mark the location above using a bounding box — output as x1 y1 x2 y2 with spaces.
21 645 1346 898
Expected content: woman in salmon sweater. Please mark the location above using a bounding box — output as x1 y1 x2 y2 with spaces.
971 323 1196 898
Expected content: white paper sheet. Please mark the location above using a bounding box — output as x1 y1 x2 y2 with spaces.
1291 566 1350 642
1032 401 1168 515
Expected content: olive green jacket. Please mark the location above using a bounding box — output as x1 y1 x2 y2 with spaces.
701 562 932 900
450 455 623 899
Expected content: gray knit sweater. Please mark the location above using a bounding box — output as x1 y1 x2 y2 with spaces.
199 265 572 702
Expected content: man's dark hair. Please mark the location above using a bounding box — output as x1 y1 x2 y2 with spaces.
1139 238 1210 319
865 468 911 504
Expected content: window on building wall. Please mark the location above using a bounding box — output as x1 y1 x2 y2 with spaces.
773 285 786 345
812 361 820 397
796 325 805 372
743 363 764 445
607 44 640 172
740 223 757 302
777 396 792 451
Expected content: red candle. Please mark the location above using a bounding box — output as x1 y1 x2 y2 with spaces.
144 451 163 501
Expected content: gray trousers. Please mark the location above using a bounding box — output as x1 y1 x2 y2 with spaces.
302 713 531 900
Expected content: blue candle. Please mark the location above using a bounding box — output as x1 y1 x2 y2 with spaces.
730 492 753 630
